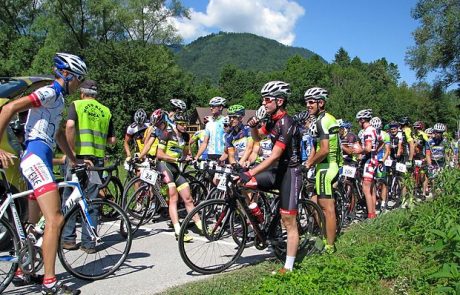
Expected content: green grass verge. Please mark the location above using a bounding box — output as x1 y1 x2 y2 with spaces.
162 167 460 295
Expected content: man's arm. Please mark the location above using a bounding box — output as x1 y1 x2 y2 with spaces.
56 127 78 166
65 119 76 154
307 138 329 167
249 144 283 176
194 135 209 160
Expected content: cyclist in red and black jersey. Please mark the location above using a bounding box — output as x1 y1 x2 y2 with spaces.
242 81 302 274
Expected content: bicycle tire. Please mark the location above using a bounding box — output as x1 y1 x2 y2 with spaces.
58 199 132 280
334 189 347 235
189 180 208 205
178 198 247 274
98 176 124 219
0 218 19 293
123 183 153 234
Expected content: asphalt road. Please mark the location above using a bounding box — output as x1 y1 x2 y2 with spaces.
5 218 273 295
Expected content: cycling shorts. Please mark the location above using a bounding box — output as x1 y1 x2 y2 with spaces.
254 166 302 215
315 163 339 199
20 140 57 199
362 157 378 182
157 161 189 192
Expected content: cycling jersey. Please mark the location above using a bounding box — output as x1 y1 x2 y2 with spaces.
399 126 414 159
429 137 448 165
191 130 208 160
260 111 301 168
412 130 430 159
258 137 273 161
311 111 340 198
126 122 150 152
299 125 315 163
340 131 359 164
376 130 390 161
158 128 190 160
25 81 65 149
205 116 226 156
225 124 252 161
144 126 161 156
389 132 403 160
361 125 379 182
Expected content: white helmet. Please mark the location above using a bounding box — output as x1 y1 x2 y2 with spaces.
209 96 226 107
356 109 373 120
170 99 186 111
370 117 382 130
433 123 446 133
255 106 267 120
425 128 434 135
54 52 87 77
134 109 147 125
304 87 328 101
222 116 230 125
261 81 291 98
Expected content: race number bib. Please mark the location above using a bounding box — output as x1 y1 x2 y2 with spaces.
395 163 407 173
217 173 227 191
384 159 393 167
140 169 159 185
342 165 357 178
414 160 423 167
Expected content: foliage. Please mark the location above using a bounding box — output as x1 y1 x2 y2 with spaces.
406 0 460 87
164 168 460 295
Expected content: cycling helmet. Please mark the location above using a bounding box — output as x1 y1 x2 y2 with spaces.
54 53 87 77
425 128 434 135
413 121 425 130
339 120 352 130
389 121 399 129
293 111 310 124
356 109 373 120
399 116 410 126
173 113 188 123
370 117 382 130
209 97 226 107
203 115 212 124
228 104 245 117
383 124 390 131
222 116 230 125
304 87 328 101
170 99 187 111
260 81 291 98
150 109 166 126
255 105 267 120
433 123 446 133
134 109 147 125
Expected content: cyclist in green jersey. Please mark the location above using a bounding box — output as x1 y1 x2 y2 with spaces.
304 87 340 254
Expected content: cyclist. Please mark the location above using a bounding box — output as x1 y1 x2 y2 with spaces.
412 121 432 197
0 52 86 294
194 97 227 161
354 109 379 219
225 105 253 166
62 79 116 253
123 108 149 162
429 123 449 169
144 110 202 242
304 87 340 254
248 107 273 165
370 117 391 211
243 81 301 273
388 121 403 161
189 115 212 161
399 117 415 169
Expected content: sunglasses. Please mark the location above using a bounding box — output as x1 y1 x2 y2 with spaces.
262 97 276 103
305 100 317 105
224 124 230 127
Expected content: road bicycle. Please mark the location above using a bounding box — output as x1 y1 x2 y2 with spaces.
0 164 132 293
177 165 325 274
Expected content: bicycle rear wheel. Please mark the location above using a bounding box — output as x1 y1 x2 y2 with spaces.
58 199 132 280
0 218 19 293
178 199 247 274
123 183 154 234
98 176 124 219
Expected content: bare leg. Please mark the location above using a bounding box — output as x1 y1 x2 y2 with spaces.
318 198 336 245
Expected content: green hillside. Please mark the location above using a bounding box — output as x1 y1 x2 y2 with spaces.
175 32 325 80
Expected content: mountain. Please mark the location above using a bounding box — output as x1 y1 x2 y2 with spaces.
174 32 325 80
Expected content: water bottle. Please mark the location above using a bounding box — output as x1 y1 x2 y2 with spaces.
248 202 264 224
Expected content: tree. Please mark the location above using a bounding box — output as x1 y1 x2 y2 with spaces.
333 47 351 67
406 0 460 87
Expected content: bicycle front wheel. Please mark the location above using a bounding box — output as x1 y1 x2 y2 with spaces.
178 199 247 274
58 199 132 280
0 218 19 293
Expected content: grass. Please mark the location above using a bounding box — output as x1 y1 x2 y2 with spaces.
161 167 460 295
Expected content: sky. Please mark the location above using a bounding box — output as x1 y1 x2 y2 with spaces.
170 0 432 86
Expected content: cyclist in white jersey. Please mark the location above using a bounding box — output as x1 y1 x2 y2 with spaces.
0 53 86 294
194 97 226 161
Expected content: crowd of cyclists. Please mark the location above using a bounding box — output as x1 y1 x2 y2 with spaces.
0 52 459 293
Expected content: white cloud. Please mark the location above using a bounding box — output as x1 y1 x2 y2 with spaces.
169 0 305 45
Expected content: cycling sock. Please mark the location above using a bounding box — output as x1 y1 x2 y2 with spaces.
284 256 295 271
368 212 377 219
43 276 57 288
194 221 203 231
173 223 181 235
